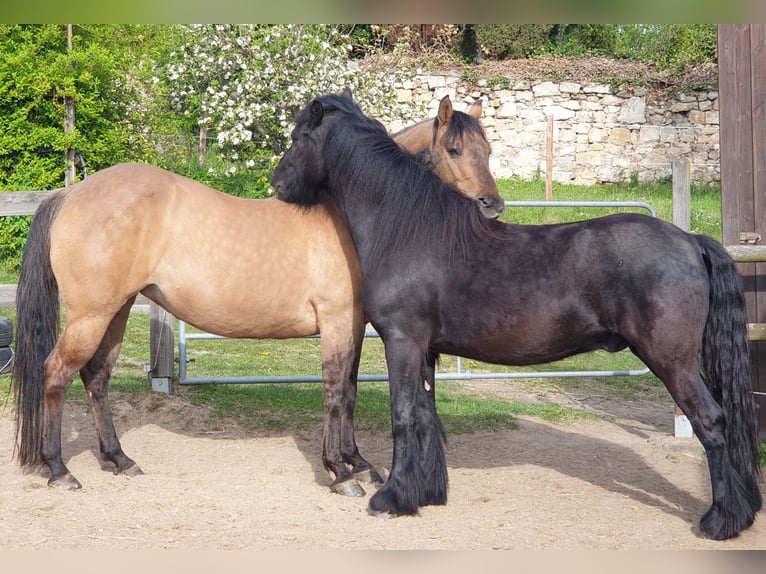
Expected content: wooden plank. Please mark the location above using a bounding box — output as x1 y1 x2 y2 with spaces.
0 191 51 216
719 25 766 435
719 25 754 248
748 323 766 341
726 245 766 261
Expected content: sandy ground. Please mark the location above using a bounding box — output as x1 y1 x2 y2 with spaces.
0 376 764 552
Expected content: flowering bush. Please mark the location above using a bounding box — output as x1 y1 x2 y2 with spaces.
163 24 421 176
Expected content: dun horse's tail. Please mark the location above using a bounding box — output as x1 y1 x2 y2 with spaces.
696 234 762 502
11 190 68 467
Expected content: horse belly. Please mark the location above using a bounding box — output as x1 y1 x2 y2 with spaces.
147 226 357 339
434 297 625 366
146 280 320 338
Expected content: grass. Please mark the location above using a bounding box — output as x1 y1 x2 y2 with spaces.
0 177 726 437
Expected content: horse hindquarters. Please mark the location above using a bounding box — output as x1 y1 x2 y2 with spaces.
642 235 761 539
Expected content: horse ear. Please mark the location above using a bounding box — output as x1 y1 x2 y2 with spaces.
309 100 324 128
468 100 482 119
341 87 354 101
437 95 453 126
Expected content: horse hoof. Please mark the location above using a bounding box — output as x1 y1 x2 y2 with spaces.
330 478 366 497
48 473 82 490
367 508 393 519
116 464 144 478
354 467 385 485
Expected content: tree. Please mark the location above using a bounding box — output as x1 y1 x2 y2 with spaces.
162 24 420 174
614 25 717 69
0 24 163 270
0 24 160 191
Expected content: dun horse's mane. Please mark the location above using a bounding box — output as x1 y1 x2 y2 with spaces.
306 95 502 267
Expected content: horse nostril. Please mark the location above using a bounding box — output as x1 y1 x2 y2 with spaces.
476 196 506 218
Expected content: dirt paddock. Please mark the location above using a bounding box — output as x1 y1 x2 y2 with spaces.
0 377 764 552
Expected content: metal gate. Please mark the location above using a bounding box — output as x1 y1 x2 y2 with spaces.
176 199 656 386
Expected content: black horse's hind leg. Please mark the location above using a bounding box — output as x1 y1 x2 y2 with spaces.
368 335 447 516
651 360 760 540
674 377 759 539
80 299 142 477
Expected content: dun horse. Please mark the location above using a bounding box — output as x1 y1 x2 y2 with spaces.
272 90 762 541
11 95 500 497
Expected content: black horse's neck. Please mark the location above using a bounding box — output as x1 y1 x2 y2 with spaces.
324 117 497 272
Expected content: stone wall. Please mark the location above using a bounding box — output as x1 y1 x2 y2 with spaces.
387 73 720 185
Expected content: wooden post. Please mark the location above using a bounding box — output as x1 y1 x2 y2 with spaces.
64 24 75 187
672 156 694 438
672 156 691 231
545 115 553 201
149 301 175 394
199 126 207 165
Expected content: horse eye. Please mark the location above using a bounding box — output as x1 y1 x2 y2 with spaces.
448 148 461 158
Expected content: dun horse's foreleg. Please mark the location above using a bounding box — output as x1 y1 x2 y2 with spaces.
80 300 142 477
320 329 381 497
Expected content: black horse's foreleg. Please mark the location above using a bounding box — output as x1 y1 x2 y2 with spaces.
416 350 447 506
368 336 446 516
80 300 142 477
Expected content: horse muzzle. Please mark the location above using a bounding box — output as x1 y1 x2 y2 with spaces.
477 196 506 219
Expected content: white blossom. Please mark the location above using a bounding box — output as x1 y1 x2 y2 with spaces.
163 24 421 171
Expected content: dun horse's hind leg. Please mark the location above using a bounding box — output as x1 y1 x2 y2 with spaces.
42 311 126 490
79 299 142 477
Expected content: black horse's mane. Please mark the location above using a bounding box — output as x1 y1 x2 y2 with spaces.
304 94 502 266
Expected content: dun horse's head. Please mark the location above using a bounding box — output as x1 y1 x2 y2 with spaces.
416 96 505 220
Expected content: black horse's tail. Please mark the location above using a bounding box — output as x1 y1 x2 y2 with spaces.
697 234 762 492
11 190 68 467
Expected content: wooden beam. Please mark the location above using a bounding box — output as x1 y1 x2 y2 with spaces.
0 191 51 216
726 245 766 262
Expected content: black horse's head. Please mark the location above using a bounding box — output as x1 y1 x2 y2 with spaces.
273 88 372 207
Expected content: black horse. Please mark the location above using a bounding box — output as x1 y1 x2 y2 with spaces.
272 90 762 540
